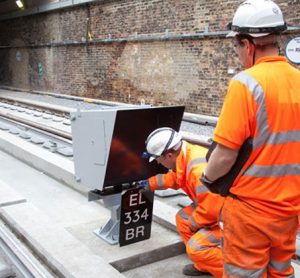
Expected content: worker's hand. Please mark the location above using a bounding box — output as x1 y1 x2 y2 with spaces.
136 179 150 191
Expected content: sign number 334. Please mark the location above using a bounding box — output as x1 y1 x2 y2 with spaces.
119 188 154 246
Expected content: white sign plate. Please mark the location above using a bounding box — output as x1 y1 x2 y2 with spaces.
285 37 300 65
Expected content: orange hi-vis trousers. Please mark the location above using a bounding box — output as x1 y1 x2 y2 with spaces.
176 204 223 278
222 196 298 278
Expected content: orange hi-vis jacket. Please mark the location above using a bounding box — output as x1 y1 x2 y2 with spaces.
214 56 300 217
148 141 224 229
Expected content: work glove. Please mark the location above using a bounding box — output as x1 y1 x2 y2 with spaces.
136 179 150 191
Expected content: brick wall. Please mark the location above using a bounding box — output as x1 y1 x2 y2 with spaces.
0 0 299 116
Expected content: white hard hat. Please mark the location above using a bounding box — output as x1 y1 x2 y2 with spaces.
145 127 182 162
227 0 287 38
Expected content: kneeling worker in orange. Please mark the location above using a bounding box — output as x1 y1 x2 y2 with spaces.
137 127 224 277
202 0 300 277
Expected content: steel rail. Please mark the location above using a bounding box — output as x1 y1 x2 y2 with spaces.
0 222 52 278
0 112 72 141
180 131 211 148
0 96 72 116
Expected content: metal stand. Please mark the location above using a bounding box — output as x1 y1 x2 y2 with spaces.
92 193 122 245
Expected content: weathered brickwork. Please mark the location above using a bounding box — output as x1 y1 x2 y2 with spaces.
0 0 299 116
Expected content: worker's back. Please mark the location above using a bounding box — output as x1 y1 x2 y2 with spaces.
229 56 300 216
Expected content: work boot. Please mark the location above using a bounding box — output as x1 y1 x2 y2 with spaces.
182 264 212 276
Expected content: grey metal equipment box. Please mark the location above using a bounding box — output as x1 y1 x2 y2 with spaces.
71 106 185 192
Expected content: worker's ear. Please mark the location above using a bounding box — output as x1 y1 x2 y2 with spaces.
165 152 173 159
244 39 255 56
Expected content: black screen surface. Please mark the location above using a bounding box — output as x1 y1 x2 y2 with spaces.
103 106 184 187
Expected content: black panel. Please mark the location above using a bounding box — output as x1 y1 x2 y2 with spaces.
119 188 154 246
103 106 184 187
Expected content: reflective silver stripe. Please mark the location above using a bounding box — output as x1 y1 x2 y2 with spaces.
207 233 220 245
234 72 300 148
187 230 220 251
192 244 210 251
224 262 266 278
245 164 300 177
189 215 200 230
268 130 300 145
233 72 269 149
269 259 291 272
156 174 164 190
199 228 210 235
187 157 206 174
196 184 209 195
178 208 189 220
187 238 209 251
187 238 197 249
194 228 210 237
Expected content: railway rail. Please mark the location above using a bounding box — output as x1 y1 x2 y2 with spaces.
0 220 54 278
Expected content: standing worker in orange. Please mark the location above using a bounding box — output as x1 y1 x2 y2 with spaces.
138 127 224 277
201 0 300 277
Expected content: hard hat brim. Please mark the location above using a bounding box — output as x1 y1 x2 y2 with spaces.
149 156 155 162
226 31 271 38
226 31 238 37
246 33 270 38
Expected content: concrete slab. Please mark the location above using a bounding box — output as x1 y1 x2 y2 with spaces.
294 262 300 276
0 202 125 278
155 189 181 197
0 149 107 227
177 197 193 208
0 130 82 193
153 200 178 233
0 180 26 207
65 220 182 264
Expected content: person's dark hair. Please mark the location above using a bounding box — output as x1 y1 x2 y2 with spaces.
236 34 254 46
236 34 279 49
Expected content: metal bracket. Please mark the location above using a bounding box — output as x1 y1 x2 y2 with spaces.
91 191 122 245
